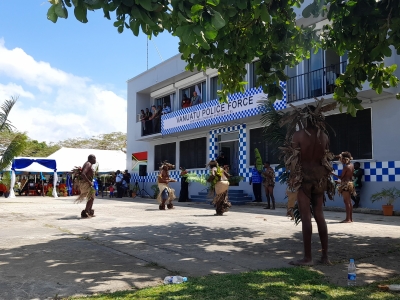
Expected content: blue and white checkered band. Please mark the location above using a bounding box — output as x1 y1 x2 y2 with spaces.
131 161 400 183
209 124 247 178
333 161 400 182
161 83 287 135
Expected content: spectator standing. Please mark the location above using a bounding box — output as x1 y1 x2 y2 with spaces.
249 163 262 202
351 162 364 208
115 170 123 198
182 94 191 108
216 152 227 168
139 109 146 135
262 162 276 209
190 91 202 106
161 103 171 114
144 108 152 134
109 185 114 198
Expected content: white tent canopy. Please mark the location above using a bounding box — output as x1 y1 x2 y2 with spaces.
47 147 127 173
9 157 58 198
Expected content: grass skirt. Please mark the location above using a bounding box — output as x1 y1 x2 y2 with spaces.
75 181 95 203
212 181 231 215
157 183 176 203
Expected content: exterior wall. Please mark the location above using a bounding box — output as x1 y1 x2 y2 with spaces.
126 20 400 212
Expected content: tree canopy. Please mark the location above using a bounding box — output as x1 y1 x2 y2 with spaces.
0 131 127 159
46 0 400 115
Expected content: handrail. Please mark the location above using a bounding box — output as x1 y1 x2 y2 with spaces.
286 61 347 103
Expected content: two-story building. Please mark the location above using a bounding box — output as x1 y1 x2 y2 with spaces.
127 2 400 210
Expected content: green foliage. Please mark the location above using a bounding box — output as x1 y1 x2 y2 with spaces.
254 148 263 172
0 171 12 191
46 186 54 197
228 175 243 186
371 187 400 206
184 173 208 186
46 1 400 114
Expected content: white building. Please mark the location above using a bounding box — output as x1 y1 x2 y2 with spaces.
127 1 400 210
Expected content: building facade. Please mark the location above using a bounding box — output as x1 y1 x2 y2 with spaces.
127 2 400 211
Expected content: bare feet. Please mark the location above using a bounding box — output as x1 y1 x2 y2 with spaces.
340 220 352 223
316 257 332 265
289 259 314 266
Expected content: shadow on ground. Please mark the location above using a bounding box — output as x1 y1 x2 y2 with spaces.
0 215 399 299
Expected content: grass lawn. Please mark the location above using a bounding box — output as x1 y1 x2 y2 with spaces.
66 267 400 300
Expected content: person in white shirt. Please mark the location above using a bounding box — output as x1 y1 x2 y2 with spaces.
115 170 123 198
161 103 171 114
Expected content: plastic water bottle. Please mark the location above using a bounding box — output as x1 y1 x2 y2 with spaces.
163 276 188 284
347 259 356 286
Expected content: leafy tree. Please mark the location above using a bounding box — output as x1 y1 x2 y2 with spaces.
57 132 127 151
0 97 28 170
46 0 400 115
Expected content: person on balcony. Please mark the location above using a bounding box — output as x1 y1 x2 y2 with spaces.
182 94 191 108
190 91 202 106
161 103 171 114
144 108 152 135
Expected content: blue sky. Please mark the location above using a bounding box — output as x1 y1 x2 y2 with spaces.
0 1 179 142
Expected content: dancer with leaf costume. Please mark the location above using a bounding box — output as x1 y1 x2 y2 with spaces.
72 154 97 218
157 161 177 210
207 160 231 216
262 99 337 266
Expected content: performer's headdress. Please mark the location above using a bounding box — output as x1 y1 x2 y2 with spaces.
279 98 337 140
339 151 353 164
208 160 218 168
159 161 175 171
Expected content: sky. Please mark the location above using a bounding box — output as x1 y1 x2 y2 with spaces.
0 1 180 143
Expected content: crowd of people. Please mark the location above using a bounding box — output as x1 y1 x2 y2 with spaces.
140 103 171 135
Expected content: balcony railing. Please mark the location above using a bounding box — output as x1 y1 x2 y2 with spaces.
286 61 347 103
141 119 161 136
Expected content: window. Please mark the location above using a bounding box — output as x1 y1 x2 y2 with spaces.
155 93 174 112
326 108 372 159
210 76 223 101
180 81 207 106
249 128 280 165
154 142 176 171
180 137 207 169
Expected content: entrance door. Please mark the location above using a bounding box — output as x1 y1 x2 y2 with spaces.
219 141 239 176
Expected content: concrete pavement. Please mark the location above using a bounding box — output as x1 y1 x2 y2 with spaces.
0 195 399 299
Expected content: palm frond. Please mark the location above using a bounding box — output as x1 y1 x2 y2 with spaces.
0 96 18 132
0 133 28 170
184 173 209 186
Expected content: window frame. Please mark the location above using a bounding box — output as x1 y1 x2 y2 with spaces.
154 142 176 171
179 137 207 169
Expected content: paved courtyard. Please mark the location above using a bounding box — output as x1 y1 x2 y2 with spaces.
0 196 399 299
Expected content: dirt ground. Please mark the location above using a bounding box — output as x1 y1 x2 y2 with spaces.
0 196 399 299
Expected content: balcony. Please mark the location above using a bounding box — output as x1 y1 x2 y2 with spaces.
286 61 347 103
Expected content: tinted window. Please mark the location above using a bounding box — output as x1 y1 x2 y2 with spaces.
180 138 207 169
154 142 176 171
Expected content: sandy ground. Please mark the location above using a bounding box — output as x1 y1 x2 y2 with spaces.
0 195 399 299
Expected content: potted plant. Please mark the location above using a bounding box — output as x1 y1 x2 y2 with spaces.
228 175 244 187
130 183 140 197
371 187 400 216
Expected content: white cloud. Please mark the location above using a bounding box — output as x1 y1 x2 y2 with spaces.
0 39 127 143
0 83 35 100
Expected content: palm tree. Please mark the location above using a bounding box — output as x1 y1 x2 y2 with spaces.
0 96 28 171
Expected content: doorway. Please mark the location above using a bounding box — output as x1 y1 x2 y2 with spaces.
219 141 239 176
